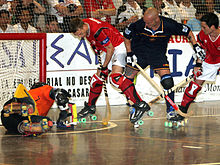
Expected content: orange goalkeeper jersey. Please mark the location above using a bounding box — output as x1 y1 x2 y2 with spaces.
29 85 55 116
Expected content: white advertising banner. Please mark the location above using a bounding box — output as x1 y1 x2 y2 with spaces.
46 33 220 107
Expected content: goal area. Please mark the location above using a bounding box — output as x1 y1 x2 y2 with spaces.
0 33 46 110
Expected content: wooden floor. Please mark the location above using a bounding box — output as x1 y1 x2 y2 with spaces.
0 101 220 165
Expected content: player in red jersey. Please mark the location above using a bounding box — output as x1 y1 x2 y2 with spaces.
178 12 220 118
69 18 151 124
1 82 73 136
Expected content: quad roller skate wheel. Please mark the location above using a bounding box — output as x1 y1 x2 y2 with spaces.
180 120 185 126
79 118 86 123
133 119 144 128
138 120 144 126
147 110 154 117
90 115 97 121
164 121 173 128
173 122 179 128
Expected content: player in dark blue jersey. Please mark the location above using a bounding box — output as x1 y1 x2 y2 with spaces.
123 7 205 122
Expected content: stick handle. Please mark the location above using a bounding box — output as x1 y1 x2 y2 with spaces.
96 52 111 124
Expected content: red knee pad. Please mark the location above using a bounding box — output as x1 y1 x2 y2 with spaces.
90 74 103 89
88 74 103 105
186 81 202 96
109 73 125 88
181 81 202 108
109 73 142 103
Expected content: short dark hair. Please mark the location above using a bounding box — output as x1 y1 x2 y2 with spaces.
0 10 10 17
69 18 84 33
45 14 58 25
200 12 219 28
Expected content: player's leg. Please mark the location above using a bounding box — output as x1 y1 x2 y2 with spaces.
158 71 178 121
178 61 219 119
112 43 151 123
77 73 103 118
178 81 202 118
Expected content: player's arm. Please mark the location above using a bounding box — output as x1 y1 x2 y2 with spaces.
187 30 197 45
103 42 114 68
94 28 114 68
189 31 206 61
173 21 206 61
123 37 132 52
123 24 138 67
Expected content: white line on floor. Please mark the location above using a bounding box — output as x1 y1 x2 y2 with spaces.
182 145 202 149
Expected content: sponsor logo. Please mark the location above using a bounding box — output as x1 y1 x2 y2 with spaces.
182 25 188 33
101 37 109 45
125 28 131 35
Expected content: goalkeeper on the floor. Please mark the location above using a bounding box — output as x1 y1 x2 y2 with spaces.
1 82 73 136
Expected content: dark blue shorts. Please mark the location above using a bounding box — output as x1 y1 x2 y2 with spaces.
130 51 170 71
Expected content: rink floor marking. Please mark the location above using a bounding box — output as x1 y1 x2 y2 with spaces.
192 163 220 165
46 121 117 135
182 145 203 149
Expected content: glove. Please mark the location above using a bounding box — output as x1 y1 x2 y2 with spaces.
193 44 206 61
193 63 203 80
126 52 137 67
57 110 72 123
99 66 109 79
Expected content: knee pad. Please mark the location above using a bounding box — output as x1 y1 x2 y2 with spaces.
186 81 202 97
90 74 103 89
109 73 125 88
181 81 202 108
88 74 103 105
160 74 174 90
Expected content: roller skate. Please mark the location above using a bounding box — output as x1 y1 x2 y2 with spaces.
176 105 189 127
130 101 153 128
23 118 53 137
164 106 186 129
77 102 97 123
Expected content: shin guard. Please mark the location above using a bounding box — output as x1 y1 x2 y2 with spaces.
181 81 202 110
160 74 175 111
88 74 103 106
109 73 142 104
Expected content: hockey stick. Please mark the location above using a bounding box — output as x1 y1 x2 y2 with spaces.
128 74 193 108
163 74 193 96
128 73 193 106
96 52 111 126
135 63 192 117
